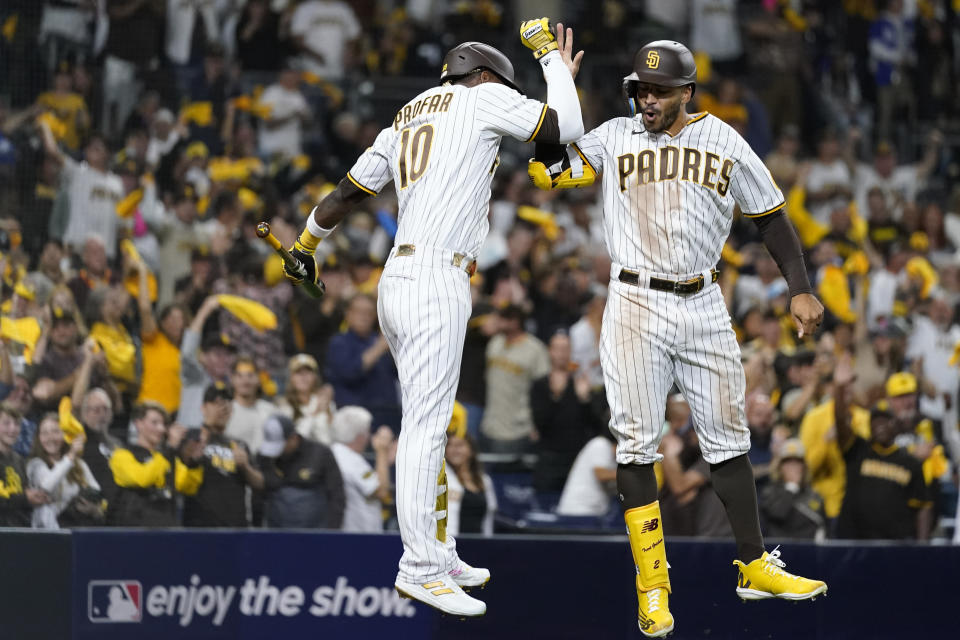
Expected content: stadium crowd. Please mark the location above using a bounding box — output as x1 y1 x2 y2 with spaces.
1 0 959 544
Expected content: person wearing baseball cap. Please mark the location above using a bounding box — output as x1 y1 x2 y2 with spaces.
179 381 265 527
257 414 344 529
884 371 948 493
758 439 825 540
884 372 923 437
31 306 106 412
177 296 234 430
833 356 932 541
279 353 335 444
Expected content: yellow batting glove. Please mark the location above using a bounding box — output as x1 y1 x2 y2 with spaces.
520 17 558 60
294 228 321 256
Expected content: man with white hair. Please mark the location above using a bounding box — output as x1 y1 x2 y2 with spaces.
69 336 121 502
330 406 396 533
79 387 119 502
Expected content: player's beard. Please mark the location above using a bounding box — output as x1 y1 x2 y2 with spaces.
648 99 683 133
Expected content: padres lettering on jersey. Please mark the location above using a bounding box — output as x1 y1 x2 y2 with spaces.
575 113 783 276
614 146 734 196
347 82 549 257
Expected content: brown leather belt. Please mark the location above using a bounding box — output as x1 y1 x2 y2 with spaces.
396 244 477 276
618 268 719 295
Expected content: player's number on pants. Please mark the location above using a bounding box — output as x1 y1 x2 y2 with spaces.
398 124 435 189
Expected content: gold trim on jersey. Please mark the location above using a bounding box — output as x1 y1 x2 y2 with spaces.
666 111 708 138
742 202 786 218
525 104 549 143
346 172 377 196
571 143 598 175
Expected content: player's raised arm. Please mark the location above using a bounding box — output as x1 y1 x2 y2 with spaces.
471 19 584 147
519 19 584 143
523 22 599 192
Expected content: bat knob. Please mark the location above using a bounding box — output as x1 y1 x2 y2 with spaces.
256 222 271 239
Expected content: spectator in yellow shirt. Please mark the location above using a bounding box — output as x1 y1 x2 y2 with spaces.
799 361 871 523
134 261 183 415
36 63 90 152
88 285 138 400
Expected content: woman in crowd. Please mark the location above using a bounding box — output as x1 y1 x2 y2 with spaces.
88 284 138 419
278 353 335 444
445 434 497 536
135 259 186 415
26 413 99 529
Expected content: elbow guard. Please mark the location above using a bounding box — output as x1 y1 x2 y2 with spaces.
527 146 596 190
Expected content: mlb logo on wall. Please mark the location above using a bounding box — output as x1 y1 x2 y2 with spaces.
88 580 143 623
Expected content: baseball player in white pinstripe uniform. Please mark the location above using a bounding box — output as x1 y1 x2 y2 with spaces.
530 41 827 637
284 20 584 617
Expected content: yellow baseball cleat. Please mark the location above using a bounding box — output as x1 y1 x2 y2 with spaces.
638 587 674 638
733 547 828 601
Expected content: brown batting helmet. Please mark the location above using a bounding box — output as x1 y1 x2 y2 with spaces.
623 40 697 99
440 42 522 93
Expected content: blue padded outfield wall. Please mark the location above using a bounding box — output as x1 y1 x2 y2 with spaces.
1 529 958 639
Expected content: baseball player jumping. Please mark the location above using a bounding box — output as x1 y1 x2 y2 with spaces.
284 20 584 617
529 41 827 637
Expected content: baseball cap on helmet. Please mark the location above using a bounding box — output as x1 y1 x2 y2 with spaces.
623 40 698 98
440 42 522 93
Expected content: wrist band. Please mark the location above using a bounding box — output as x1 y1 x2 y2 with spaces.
307 207 335 238
297 208 335 252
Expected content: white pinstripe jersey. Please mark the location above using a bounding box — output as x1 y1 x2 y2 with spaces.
574 112 783 276
347 83 550 257
60 157 125 258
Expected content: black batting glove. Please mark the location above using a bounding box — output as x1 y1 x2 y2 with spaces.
282 246 319 286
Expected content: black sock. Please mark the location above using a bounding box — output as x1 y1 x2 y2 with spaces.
617 463 659 510
709 454 765 563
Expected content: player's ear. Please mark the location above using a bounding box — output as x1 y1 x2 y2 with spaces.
680 85 693 106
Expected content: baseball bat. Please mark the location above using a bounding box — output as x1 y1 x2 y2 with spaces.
255 222 326 299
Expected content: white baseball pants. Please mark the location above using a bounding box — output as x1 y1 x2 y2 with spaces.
600 274 750 466
377 246 471 583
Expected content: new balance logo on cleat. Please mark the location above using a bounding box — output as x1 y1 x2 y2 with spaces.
640 518 659 533
738 574 751 590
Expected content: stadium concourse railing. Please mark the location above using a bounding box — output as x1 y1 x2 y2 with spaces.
1 528 957 639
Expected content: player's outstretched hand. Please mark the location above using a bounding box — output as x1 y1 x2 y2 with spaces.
790 293 824 338
555 23 584 80
520 17 558 59
282 245 319 286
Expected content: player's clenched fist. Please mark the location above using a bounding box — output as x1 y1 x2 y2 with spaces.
520 17 558 59
282 242 320 286
790 292 824 339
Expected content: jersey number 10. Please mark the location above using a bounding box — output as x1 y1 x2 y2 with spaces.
398 124 435 189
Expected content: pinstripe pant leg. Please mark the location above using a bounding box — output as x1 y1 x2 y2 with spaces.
601 281 676 465
378 263 471 583
672 286 750 465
